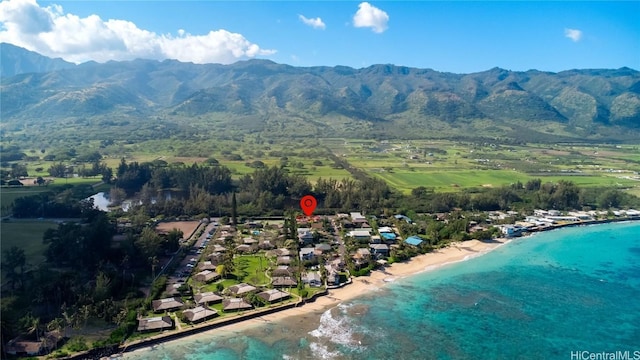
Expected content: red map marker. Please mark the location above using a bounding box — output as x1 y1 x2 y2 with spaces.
300 195 317 216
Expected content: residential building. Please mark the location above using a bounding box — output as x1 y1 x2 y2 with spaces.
222 298 253 312
257 289 290 303
405 236 424 246
152 297 184 312
137 316 174 332
302 271 322 287
194 270 221 283
194 292 223 305
183 306 218 323
228 283 257 296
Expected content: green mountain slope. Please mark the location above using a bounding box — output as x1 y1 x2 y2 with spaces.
1 44 639 142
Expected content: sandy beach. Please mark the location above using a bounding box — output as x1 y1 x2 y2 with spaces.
142 237 511 346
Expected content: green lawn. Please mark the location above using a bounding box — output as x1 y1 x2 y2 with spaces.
233 255 271 286
0 187 53 214
0 221 56 280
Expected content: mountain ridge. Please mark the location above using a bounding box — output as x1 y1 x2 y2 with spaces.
1 43 639 142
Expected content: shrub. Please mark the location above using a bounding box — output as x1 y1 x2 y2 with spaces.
67 337 89 352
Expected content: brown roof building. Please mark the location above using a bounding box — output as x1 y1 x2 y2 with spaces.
222 298 253 312
194 270 221 283
152 297 185 312
257 289 290 303
137 316 174 332
272 276 297 287
228 283 257 296
194 292 224 305
183 306 218 323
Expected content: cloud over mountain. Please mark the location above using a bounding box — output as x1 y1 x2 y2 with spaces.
0 0 275 64
353 2 389 34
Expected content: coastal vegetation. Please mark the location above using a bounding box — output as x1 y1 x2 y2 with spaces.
1 45 640 358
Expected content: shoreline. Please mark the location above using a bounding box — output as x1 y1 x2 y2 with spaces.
117 237 512 358
104 218 639 359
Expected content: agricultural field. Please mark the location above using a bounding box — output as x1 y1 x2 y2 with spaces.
0 220 57 280
327 139 640 194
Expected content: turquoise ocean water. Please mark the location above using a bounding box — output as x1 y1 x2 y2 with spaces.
123 221 640 360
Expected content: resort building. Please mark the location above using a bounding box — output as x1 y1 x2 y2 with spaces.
137 316 174 332
272 276 297 287
194 292 223 305
222 298 253 312
152 297 185 312
183 306 218 323
228 283 257 296
194 270 221 283
257 289 290 303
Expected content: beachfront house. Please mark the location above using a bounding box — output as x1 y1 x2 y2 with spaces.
302 271 323 287
257 289 290 303
405 236 424 247
194 292 223 305
137 316 174 332
272 276 298 287
183 306 218 323
370 243 390 258
152 297 185 312
222 298 253 312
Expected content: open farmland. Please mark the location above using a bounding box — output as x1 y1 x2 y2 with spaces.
0 221 57 280
328 139 640 194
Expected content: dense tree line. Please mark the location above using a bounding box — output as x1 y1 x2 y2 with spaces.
12 186 98 218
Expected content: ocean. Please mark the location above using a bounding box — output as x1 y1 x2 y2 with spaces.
122 221 640 360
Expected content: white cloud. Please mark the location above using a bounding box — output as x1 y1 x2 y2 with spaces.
564 28 583 42
0 0 276 64
353 2 389 34
298 14 326 30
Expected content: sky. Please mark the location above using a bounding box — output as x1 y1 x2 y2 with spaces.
0 0 638 74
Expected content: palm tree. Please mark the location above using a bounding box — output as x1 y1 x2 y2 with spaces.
45 318 64 350
26 316 41 342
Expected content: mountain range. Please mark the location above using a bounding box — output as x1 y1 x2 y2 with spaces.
2 42 639 142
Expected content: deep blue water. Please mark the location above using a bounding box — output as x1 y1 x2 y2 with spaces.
123 221 640 360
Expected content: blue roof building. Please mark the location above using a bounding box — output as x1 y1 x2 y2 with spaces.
380 232 397 240
405 236 424 246
394 214 413 223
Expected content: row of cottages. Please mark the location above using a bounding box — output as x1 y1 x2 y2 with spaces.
140 287 292 332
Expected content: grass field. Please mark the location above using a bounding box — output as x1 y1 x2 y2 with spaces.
0 221 56 280
1 187 52 211
329 138 640 193
233 255 270 286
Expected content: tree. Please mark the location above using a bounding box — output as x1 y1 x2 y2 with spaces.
10 163 28 178
36 176 45 186
48 162 67 178
1 246 26 291
231 192 238 226
135 227 163 262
